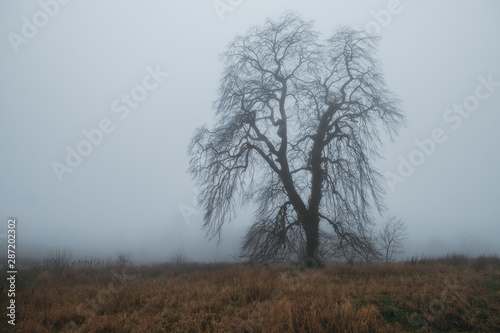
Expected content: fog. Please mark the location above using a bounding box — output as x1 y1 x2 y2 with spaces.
1 0 499 263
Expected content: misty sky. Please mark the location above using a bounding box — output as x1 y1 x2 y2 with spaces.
1 0 499 262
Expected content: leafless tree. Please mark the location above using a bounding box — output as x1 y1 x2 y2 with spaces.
44 248 72 274
169 249 189 264
188 13 404 265
116 251 132 268
378 215 408 263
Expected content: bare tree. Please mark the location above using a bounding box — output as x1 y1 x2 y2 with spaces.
116 251 132 268
169 249 189 264
188 13 404 265
378 215 408 263
44 248 72 274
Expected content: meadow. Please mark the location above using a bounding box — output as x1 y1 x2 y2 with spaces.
1 254 499 332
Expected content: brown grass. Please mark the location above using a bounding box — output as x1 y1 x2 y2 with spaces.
1 256 500 332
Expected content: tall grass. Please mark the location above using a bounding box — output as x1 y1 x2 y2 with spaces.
1 254 499 332
405 252 500 269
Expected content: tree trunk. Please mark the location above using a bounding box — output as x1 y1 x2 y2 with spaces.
303 213 320 266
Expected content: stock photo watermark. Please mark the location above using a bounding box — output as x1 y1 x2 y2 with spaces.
212 0 243 21
409 279 466 332
51 65 169 182
385 74 499 192
178 188 201 225
5 218 17 326
363 0 414 35
236 258 319 332
7 0 72 53
213 0 411 27
68 267 136 332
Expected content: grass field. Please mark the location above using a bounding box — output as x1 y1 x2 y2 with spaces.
1 254 500 332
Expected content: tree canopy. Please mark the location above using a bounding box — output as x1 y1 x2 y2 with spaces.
188 13 404 264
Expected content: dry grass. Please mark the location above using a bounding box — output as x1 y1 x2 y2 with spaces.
1 256 500 332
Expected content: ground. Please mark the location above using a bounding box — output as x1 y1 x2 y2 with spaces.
1 255 500 332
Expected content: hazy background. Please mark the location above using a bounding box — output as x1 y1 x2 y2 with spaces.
1 0 499 263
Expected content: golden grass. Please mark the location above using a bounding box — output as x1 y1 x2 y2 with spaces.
2 259 500 332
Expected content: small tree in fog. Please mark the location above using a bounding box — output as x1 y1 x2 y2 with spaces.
45 248 72 273
188 13 404 265
378 216 408 263
116 251 132 268
169 249 189 264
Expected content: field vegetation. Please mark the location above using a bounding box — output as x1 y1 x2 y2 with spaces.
1 253 500 332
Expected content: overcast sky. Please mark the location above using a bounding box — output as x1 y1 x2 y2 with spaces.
1 0 499 262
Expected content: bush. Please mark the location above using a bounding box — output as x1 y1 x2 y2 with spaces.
44 248 72 274
168 249 189 264
116 252 133 268
470 254 500 272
